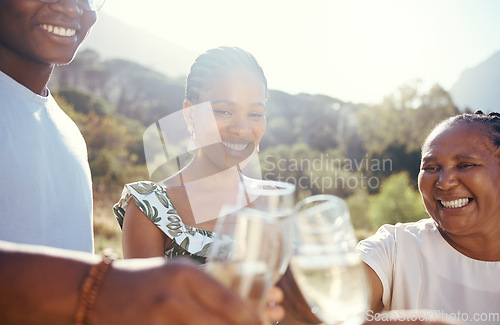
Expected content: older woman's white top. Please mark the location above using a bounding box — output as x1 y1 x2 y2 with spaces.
357 218 500 325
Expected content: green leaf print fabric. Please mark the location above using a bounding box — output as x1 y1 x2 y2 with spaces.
113 181 213 263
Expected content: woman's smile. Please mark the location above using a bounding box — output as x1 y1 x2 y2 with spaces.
222 141 250 152
438 197 472 209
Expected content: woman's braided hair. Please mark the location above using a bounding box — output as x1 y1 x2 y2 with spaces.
422 110 500 156
452 110 500 149
185 46 268 103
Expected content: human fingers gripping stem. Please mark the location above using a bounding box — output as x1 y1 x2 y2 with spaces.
262 286 285 324
276 267 321 324
187 261 265 325
92 257 262 325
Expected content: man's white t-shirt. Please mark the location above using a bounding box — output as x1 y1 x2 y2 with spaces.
357 218 500 324
0 70 93 253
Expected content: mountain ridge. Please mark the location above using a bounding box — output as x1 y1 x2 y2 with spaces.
83 13 499 113
81 12 196 79
449 51 500 113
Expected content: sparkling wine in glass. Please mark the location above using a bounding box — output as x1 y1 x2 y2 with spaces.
205 206 282 311
290 195 370 325
238 179 296 283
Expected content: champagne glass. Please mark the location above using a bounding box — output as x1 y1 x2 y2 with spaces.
239 179 295 213
239 180 296 282
290 195 370 325
205 206 282 312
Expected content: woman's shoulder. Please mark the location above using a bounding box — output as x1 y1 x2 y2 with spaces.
113 180 214 259
125 180 165 195
373 218 437 237
113 180 175 228
358 218 438 252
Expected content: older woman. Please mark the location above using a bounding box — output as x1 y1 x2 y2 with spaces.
358 111 500 324
279 111 500 325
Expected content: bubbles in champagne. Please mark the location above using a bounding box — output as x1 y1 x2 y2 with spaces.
290 254 370 325
206 260 272 310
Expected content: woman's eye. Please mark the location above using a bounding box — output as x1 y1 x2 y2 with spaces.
457 163 475 170
249 113 265 119
422 166 439 172
213 110 232 117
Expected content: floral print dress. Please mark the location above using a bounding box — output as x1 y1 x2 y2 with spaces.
113 181 213 264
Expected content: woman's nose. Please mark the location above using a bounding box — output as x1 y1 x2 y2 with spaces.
228 117 252 136
435 169 459 190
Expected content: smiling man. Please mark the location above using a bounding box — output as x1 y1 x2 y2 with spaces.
0 0 102 251
0 3 276 325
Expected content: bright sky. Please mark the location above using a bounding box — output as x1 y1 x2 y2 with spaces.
102 0 500 104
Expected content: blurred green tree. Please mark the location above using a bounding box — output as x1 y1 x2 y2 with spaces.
367 172 428 230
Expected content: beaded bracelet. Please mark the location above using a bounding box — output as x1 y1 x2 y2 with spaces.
75 249 114 325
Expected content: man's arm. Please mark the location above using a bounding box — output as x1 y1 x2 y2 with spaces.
0 240 262 325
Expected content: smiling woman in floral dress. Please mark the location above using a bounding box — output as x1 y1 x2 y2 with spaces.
113 46 284 323
114 46 268 261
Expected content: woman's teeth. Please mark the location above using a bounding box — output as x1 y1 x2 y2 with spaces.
441 198 469 208
41 24 76 37
222 141 248 152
